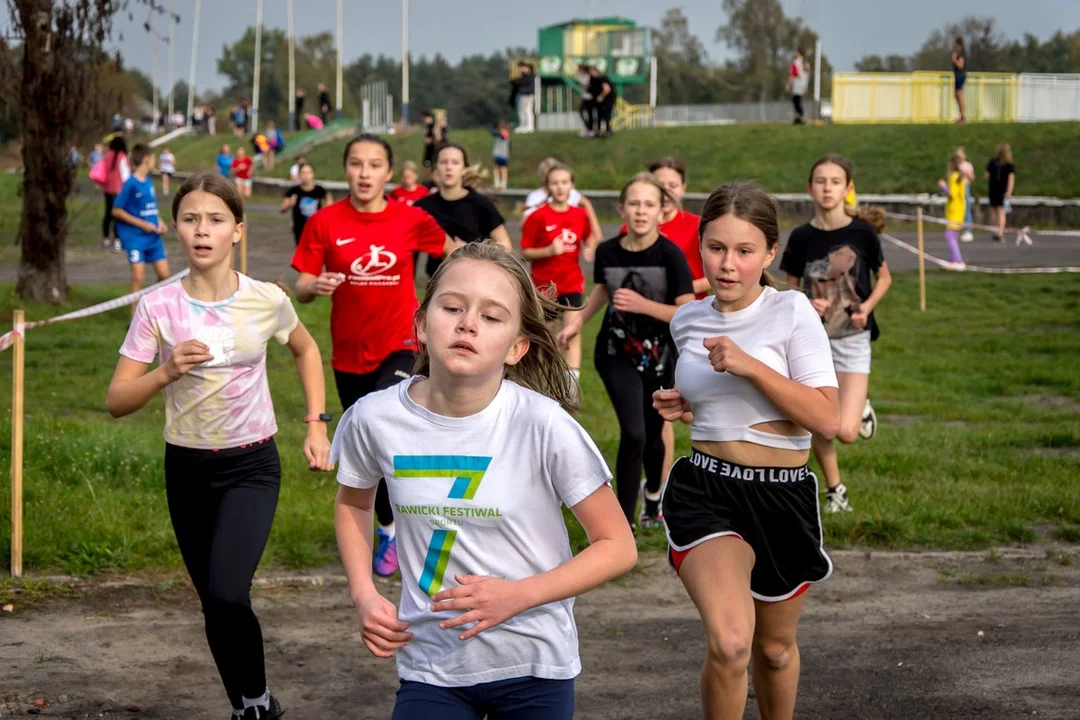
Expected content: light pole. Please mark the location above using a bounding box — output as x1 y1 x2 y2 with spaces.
186 0 201 127
288 0 295 130
336 0 344 120
251 0 263 132
167 0 174 125
402 0 409 134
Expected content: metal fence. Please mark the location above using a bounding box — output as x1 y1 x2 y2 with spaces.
360 80 394 133
538 99 813 131
831 71 1020 124
1018 74 1080 122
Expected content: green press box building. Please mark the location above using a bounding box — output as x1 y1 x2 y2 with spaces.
534 17 651 91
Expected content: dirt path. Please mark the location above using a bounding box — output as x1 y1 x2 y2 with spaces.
2 204 1076 287
2 547 1078 719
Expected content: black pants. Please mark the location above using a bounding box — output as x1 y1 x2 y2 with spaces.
102 193 117 239
165 439 281 709
580 100 595 133
595 354 666 524
792 95 804 123
335 351 416 526
597 100 614 135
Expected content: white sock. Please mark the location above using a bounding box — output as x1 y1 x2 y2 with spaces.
381 522 396 539
644 489 662 502
242 689 269 711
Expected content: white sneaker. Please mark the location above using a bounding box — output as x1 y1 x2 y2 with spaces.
943 261 966 271
960 230 974 243
859 398 877 440
824 483 853 513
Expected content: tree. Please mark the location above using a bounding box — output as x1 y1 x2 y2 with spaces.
653 8 738 104
717 0 831 101
4 0 129 303
910 16 1010 72
854 54 911 73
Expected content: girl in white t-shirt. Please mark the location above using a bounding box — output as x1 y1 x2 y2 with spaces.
652 183 840 720
334 242 636 719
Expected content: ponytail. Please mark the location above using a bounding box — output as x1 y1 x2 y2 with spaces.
845 205 886 233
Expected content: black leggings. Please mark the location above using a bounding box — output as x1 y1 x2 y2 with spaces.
165 438 280 709
335 350 416 526
595 354 666 524
580 100 595 132
102 193 117 239
597 100 614 134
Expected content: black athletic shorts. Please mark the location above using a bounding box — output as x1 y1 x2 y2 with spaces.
662 448 832 602
334 350 416 411
544 292 583 322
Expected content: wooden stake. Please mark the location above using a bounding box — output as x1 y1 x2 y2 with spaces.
917 207 927 312
10 310 24 578
240 220 248 276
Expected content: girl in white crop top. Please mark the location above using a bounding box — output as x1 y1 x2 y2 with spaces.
652 183 839 720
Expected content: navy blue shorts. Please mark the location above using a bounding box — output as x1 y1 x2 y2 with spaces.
493 155 509 168
954 73 966 91
392 677 574 720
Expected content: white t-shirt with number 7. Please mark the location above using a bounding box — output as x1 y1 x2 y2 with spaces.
335 377 612 687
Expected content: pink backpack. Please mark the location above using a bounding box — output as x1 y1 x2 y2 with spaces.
88 158 107 186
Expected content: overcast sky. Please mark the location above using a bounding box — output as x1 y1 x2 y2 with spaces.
7 0 1079 92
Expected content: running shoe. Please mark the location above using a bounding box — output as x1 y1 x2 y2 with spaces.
859 398 878 440
242 695 285 720
960 230 974 243
824 484 853 514
112 239 122 253
102 239 111 251
373 526 399 577
639 497 662 530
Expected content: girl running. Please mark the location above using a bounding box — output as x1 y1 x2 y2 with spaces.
522 158 604 245
232 146 254 199
159 146 176 197
557 173 695 531
415 142 512 278
781 155 892 514
937 151 968 269
333 242 637 720
291 133 463 578
281 161 332 246
389 160 430 206
653 182 840 720
101 135 130 252
986 142 1015 242
520 162 595 391
216 144 233 177
107 172 332 720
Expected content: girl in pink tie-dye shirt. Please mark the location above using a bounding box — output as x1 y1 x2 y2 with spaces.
106 172 332 720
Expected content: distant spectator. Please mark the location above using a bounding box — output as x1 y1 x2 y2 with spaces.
231 104 246 137
89 143 105 169
986 142 1015 242
952 37 967 124
578 64 595 137
588 66 614 137
509 62 536 134
216 143 233 177
294 88 305 130
490 120 511 190
67 145 81 169
205 105 216 135
318 83 331 124
101 135 130 252
786 47 809 124
159 146 176 197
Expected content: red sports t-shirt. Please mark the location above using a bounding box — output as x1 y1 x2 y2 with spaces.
520 203 591 296
231 156 253 179
619 210 705 298
389 185 431 206
290 199 446 374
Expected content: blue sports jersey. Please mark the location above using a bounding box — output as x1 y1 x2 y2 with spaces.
114 175 160 248
216 153 233 176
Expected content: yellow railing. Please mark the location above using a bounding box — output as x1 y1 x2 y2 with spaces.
832 72 1020 124
611 97 653 130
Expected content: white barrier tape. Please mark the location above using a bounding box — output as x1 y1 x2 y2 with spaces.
883 211 1080 242
880 234 1080 275
0 269 189 353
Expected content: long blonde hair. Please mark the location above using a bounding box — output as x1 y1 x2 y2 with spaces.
995 142 1013 164
413 242 578 411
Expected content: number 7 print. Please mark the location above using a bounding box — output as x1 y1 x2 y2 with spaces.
392 455 493 596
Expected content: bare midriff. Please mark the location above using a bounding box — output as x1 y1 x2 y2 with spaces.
692 420 810 468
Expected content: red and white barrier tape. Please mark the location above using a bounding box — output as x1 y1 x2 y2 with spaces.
883 211 1080 244
0 270 189 353
880 234 1080 274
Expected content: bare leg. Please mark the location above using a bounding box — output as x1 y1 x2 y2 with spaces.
752 594 808 720
678 537 757 720
152 259 171 282
812 372 868 490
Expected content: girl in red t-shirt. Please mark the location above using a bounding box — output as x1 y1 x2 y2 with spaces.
520 163 597 388
388 160 431 206
290 133 462 578
231 146 254 199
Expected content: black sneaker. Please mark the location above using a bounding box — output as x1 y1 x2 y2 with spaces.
243 696 285 720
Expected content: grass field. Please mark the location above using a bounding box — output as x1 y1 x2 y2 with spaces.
0 271 1077 577
160 122 1080 197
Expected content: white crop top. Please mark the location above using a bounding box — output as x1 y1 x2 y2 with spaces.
670 286 838 451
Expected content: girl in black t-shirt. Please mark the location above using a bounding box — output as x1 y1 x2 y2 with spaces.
280 161 332 245
986 142 1016 242
780 155 892 515
558 173 695 530
415 143 511 278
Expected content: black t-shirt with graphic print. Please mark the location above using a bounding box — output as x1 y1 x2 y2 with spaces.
593 234 694 378
780 218 885 341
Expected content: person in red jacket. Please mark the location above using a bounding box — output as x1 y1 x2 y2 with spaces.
520 162 597 391
291 133 463 578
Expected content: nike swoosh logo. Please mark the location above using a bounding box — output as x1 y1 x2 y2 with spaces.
545 225 558 232
336 238 356 246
